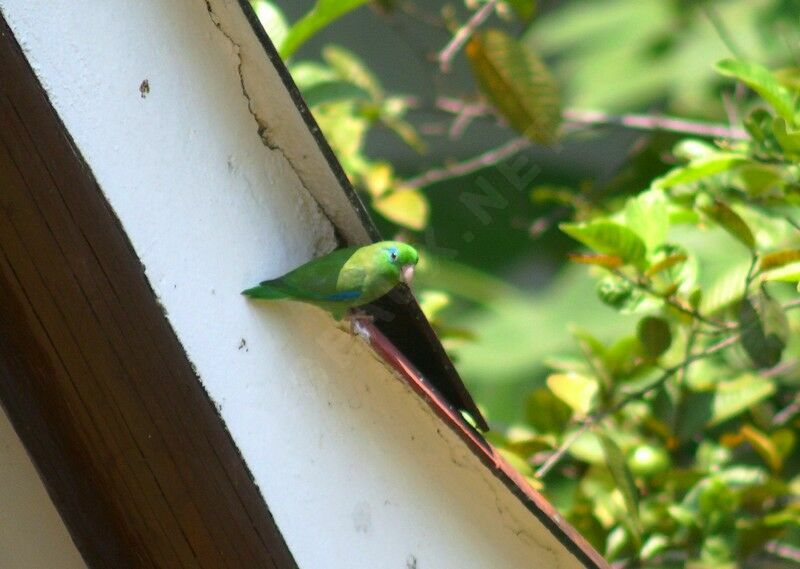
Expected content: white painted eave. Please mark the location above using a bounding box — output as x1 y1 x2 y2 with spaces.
0 1 604 568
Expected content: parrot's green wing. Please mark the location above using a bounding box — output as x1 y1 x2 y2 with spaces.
243 246 365 303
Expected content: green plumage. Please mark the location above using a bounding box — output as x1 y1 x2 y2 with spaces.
242 241 419 319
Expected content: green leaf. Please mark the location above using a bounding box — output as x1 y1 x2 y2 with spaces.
322 46 383 99
709 374 776 426
560 220 647 266
641 534 670 561
598 432 642 543
700 199 756 250
700 261 750 315
624 189 669 252
466 29 561 144
372 189 429 231
301 80 372 107
762 261 800 282
524 388 572 434
772 117 800 157
280 0 370 59
738 292 789 368
506 0 537 21
546 373 598 416
759 249 800 271
251 0 288 48
654 154 748 189
636 316 672 359
716 59 797 124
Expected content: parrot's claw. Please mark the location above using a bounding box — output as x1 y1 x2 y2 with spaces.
344 309 374 340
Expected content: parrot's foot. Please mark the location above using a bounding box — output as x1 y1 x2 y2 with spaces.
344 309 374 340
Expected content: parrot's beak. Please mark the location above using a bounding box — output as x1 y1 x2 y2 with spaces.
401 264 415 285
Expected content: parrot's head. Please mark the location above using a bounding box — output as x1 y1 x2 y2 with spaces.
382 241 419 285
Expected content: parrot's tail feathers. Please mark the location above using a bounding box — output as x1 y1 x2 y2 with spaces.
241 280 289 300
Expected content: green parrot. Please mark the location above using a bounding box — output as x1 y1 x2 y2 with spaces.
242 241 419 320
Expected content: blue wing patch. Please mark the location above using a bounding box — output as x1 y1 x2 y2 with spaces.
321 289 362 301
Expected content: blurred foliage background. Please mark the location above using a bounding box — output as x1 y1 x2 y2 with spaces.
253 0 800 566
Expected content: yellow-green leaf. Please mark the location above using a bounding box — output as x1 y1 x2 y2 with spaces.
716 59 798 125
654 154 748 189
546 373 598 416
709 375 776 426
598 432 642 544
373 188 429 231
560 220 647 267
466 29 560 144
762 261 800 283
701 200 755 251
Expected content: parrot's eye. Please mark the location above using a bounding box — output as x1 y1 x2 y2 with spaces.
389 248 398 262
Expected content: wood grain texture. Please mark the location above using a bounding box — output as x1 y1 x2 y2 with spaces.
0 16 297 569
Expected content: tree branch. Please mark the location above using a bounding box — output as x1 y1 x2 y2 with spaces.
403 136 530 188
563 109 749 140
437 0 498 72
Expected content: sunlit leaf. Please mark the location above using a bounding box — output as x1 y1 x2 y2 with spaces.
373 188 429 231
624 189 669 251
716 59 798 124
251 0 288 48
322 45 383 99
739 293 789 368
772 117 800 157
700 261 750 315
546 373 598 416
598 432 642 543
709 375 776 426
280 0 370 58
637 316 672 359
641 534 670 561
466 29 561 144
654 154 748 189
762 261 800 282
560 220 647 266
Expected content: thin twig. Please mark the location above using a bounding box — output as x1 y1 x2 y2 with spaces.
403 136 530 188
563 109 749 140
433 97 748 139
437 0 498 72
536 333 740 479
612 269 735 330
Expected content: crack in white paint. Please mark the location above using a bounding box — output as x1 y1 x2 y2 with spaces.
203 0 342 252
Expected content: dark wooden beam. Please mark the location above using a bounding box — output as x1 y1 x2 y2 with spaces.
0 16 298 569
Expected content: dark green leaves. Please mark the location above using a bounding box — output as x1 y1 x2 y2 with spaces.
637 316 671 359
738 292 789 368
467 29 560 144
560 220 647 267
279 0 370 58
